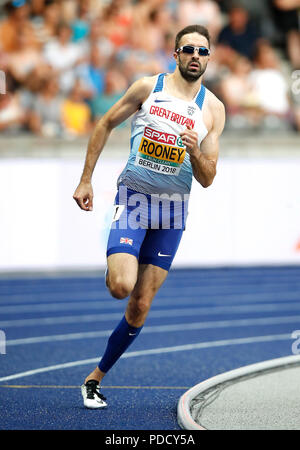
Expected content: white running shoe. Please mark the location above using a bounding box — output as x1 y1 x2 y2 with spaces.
81 380 107 409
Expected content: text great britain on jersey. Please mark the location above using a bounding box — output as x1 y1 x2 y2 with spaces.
149 105 195 128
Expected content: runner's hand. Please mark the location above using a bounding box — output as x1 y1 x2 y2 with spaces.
73 182 94 211
180 125 199 156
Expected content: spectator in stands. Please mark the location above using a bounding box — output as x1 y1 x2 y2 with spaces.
178 0 222 43
0 0 39 53
219 0 276 41
118 39 163 83
270 0 300 69
0 73 28 133
0 89 28 133
78 18 115 62
217 5 261 60
219 55 257 116
61 79 92 136
43 21 84 93
116 17 164 84
249 40 292 129
58 0 78 24
31 0 62 46
29 76 64 137
30 0 46 17
101 0 133 49
156 32 177 73
7 29 46 84
76 44 106 99
18 65 47 114
71 0 91 43
135 5 172 54
89 69 127 123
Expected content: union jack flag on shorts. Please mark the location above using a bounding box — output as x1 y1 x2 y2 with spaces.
120 237 133 245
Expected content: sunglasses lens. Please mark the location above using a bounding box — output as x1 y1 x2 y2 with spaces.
182 46 195 54
181 46 209 56
199 48 209 56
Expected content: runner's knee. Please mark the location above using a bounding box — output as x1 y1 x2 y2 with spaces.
109 275 135 299
126 296 152 324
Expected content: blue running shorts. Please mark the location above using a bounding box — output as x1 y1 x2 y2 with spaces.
106 185 188 271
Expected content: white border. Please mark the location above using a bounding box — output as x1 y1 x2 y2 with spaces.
177 354 300 430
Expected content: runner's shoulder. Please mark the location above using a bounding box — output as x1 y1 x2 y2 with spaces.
130 75 157 103
137 75 158 90
204 87 225 116
202 86 225 133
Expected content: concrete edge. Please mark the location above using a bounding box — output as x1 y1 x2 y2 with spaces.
177 354 300 430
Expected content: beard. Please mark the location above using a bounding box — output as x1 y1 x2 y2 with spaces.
178 56 207 82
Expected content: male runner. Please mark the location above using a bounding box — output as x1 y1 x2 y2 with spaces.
73 24 225 408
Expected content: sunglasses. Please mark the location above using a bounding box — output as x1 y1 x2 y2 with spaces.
176 45 210 56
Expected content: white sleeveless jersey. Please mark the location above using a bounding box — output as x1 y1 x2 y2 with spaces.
118 73 208 197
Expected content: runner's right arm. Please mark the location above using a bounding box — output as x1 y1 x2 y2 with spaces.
73 77 155 211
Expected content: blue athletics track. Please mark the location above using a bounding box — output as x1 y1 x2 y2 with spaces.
0 266 299 430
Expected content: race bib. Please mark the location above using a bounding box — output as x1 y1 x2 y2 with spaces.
135 127 186 175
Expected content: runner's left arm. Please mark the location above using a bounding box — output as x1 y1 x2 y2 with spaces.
180 99 225 188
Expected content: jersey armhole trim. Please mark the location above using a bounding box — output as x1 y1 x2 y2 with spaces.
153 73 166 93
195 85 206 110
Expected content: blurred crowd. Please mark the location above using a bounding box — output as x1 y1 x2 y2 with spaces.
0 0 299 138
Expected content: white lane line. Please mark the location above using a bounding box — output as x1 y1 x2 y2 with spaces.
5 315 300 346
0 333 292 383
1 286 299 306
1 269 299 287
2 301 300 328
0 385 190 390
0 291 111 303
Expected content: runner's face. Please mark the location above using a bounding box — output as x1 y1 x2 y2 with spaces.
175 33 210 82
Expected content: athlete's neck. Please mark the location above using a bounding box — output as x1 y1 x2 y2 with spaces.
165 71 203 102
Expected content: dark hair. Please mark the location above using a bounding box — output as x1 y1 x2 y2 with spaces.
175 25 211 51
56 21 72 34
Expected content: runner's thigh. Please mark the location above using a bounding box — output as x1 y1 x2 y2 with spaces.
107 252 139 289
